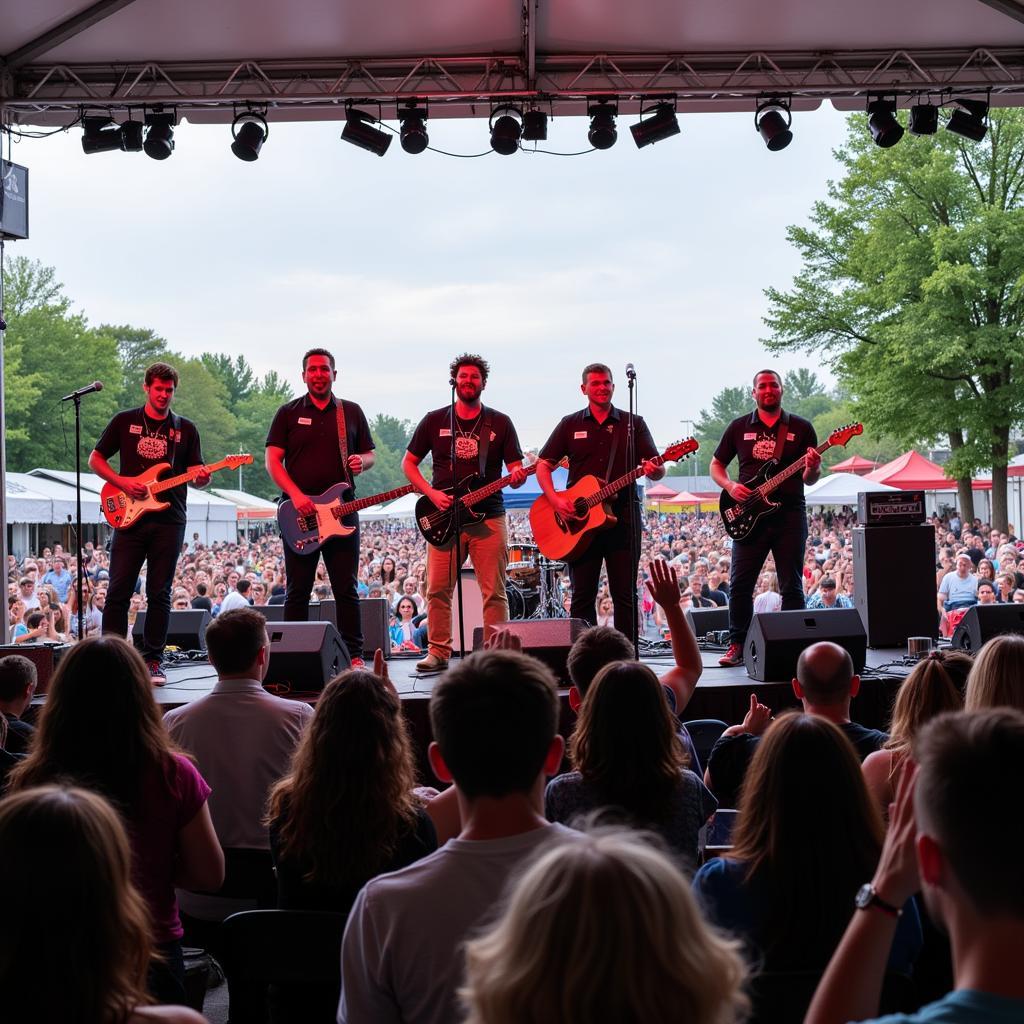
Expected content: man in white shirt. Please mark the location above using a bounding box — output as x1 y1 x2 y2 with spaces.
217 578 253 613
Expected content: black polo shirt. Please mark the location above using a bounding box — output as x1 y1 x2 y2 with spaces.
265 393 374 501
406 406 523 519
539 406 658 512
94 407 203 525
713 409 817 509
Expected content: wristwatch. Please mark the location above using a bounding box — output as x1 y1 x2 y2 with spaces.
855 883 902 918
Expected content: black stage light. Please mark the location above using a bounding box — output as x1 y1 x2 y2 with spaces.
490 108 522 155
341 110 392 156
867 98 904 148
755 98 793 151
144 113 176 160
908 104 938 136
81 117 122 155
588 101 618 150
399 107 429 154
120 119 145 151
629 102 680 149
946 98 988 142
522 110 548 142
231 113 268 161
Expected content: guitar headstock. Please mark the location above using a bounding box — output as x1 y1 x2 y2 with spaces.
226 454 255 468
828 423 863 448
662 438 699 462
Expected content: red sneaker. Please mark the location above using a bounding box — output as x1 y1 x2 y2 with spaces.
718 643 743 668
349 657 366 669
147 660 167 687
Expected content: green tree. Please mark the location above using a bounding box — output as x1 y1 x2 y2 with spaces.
763 109 1024 528
358 428 411 495
782 369 835 422
3 257 66 317
200 352 256 411
672 385 752 476
370 413 414 453
96 324 168 408
165 355 238 466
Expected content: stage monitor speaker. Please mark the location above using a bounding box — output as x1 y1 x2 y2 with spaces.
255 604 289 622
951 604 1024 654
360 598 391 659
472 618 588 683
744 608 867 682
132 610 210 652
315 599 337 629
0 643 72 695
264 622 349 693
853 525 937 647
685 606 730 638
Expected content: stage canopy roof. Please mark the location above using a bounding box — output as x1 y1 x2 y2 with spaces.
3 0 1024 126
829 454 879 475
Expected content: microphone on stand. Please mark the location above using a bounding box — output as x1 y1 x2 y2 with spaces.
625 363 637 381
60 381 104 402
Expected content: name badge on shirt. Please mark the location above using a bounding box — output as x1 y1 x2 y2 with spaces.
743 432 756 440
574 431 588 439
439 428 452 437
129 424 143 435
787 433 795 441
298 417 312 425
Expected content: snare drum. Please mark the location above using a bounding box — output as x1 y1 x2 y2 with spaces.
507 543 540 587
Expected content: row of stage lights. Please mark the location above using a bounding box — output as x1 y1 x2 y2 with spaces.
79 92 989 162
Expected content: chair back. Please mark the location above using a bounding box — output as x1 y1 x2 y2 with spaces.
681 717 728 771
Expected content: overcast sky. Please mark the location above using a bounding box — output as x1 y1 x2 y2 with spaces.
8 104 852 452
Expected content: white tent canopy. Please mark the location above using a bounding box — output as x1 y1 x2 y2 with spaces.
804 472 899 506
359 492 419 521
6 471 99 523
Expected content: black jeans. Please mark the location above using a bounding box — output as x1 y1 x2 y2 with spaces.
569 505 643 640
103 519 185 662
727 504 808 645
283 524 362 660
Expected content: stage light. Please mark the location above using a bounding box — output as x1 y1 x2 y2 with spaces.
908 104 938 136
946 98 988 142
399 107 429 154
81 117 122 155
522 110 548 142
587 101 618 150
629 102 680 149
143 112 176 160
867 97 904 148
341 109 392 156
755 98 793 151
490 107 522 155
120 119 145 151
231 113 268 161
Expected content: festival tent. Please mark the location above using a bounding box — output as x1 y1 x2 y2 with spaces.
828 455 878 475
359 491 419 521
865 451 957 491
502 466 569 510
6 472 96 523
805 472 898 506
209 488 279 521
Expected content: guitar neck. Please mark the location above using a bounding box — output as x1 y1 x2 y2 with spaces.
336 484 414 516
148 457 235 495
585 461 657 509
756 439 834 497
460 463 540 508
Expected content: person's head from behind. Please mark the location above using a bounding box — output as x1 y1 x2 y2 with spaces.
886 654 964 755
204 608 269 679
793 641 858 710
0 785 152 1021
566 625 634 712
428 649 561 801
913 709 1024 926
461 828 748 1024
0 654 37 714
965 633 1024 712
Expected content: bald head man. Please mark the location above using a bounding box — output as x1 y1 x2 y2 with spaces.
793 641 858 713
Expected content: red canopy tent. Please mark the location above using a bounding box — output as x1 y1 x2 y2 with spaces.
829 454 878 475
865 451 955 490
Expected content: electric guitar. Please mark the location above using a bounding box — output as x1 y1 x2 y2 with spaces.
101 454 253 528
529 439 699 562
279 482 415 555
719 422 863 541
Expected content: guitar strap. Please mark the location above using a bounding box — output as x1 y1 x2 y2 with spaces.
771 410 790 464
604 416 621 485
476 406 493 479
335 397 352 486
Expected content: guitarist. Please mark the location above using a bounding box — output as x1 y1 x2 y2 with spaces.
89 362 210 685
709 369 820 667
536 363 663 640
401 354 527 674
265 348 375 666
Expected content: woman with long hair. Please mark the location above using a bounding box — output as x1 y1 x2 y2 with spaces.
862 654 963 813
693 713 920 974
267 668 436 914
545 661 716 864
965 632 1024 711
0 785 207 1023
461 829 748 1024
7 636 223 1004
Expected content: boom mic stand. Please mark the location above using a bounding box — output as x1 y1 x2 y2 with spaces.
449 377 467 659
625 364 640 655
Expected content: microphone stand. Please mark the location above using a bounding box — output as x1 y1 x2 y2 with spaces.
74 391 85 643
626 369 639 655
449 378 467 659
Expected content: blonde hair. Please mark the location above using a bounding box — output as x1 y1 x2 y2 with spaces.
965 633 1024 712
461 829 748 1024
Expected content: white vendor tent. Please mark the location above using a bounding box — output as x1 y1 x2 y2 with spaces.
359 492 420 521
804 472 899 506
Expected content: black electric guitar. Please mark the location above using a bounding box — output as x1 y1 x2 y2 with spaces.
719 422 863 541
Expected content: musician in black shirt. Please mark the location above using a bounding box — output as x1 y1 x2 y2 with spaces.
709 370 820 667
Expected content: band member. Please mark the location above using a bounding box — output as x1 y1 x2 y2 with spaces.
266 348 375 665
709 369 820 667
402 354 527 673
536 363 663 639
89 362 210 685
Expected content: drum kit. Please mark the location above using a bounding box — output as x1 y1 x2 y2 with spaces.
506 542 567 619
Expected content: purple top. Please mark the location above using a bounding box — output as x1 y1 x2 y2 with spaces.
128 752 211 943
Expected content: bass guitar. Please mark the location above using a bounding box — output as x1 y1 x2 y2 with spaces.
719 422 863 541
279 482 415 555
101 454 253 529
529 439 699 562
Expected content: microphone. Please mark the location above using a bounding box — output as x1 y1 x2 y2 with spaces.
625 363 636 380
60 381 104 402
449 377 457 387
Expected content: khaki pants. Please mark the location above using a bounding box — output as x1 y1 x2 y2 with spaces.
426 515 509 659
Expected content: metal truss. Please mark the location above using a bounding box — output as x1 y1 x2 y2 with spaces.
3 47 1024 125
